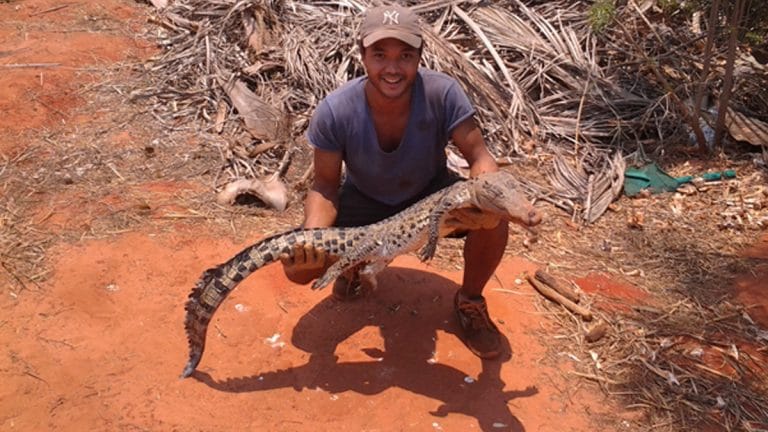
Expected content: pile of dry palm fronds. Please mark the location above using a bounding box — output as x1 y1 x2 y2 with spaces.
131 0 766 222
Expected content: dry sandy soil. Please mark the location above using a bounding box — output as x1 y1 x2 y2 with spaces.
1 1 766 432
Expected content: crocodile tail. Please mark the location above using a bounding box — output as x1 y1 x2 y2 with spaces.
181 267 221 378
180 229 301 378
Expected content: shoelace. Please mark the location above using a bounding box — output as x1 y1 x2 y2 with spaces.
457 300 494 330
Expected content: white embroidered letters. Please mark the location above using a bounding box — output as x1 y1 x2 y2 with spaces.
382 10 399 25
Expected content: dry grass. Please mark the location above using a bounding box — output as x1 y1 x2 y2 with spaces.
517 154 768 431
0 146 53 295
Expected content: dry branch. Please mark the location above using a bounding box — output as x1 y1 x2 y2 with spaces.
535 269 580 303
527 273 593 321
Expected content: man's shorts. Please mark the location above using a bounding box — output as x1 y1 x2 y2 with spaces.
335 169 464 228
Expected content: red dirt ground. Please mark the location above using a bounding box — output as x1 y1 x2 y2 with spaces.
5 234 620 431
735 234 768 327
1 1 765 431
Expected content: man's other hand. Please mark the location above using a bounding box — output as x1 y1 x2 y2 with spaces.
280 244 329 274
444 208 502 231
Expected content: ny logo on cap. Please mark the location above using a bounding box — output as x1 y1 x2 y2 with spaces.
382 10 399 25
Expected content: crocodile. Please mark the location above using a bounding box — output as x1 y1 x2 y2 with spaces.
181 170 542 378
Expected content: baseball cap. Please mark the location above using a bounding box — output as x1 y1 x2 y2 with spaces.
359 4 422 49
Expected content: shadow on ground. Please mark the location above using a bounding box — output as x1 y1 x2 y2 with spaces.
193 268 537 432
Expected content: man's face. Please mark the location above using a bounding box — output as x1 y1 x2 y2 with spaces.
361 38 421 101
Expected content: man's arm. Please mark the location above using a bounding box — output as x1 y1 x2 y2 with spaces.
303 148 343 228
447 116 507 231
280 148 343 284
450 116 498 177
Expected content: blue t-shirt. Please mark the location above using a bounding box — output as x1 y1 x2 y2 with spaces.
306 69 475 205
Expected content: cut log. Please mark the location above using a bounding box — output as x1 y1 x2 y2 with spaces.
584 320 609 342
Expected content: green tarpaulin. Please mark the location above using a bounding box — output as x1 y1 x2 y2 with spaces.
624 163 736 197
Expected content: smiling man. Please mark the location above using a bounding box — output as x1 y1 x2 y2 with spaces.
280 4 510 359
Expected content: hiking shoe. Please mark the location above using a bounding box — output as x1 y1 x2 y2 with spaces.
454 291 502 359
331 271 368 301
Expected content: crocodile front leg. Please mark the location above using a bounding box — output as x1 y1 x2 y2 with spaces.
418 184 472 261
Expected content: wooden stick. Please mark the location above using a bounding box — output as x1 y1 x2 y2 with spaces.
247 141 279 158
534 270 581 303
29 5 69 17
527 274 593 321
1 63 61 69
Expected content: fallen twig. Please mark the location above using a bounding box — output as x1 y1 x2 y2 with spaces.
29 4 69 17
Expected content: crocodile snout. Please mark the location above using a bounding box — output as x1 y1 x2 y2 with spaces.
526 207 543 226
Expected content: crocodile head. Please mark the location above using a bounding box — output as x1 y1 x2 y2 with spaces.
469 171 542 227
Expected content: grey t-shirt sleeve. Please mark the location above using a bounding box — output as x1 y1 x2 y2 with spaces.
443 79 476 134
306 99 342 153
